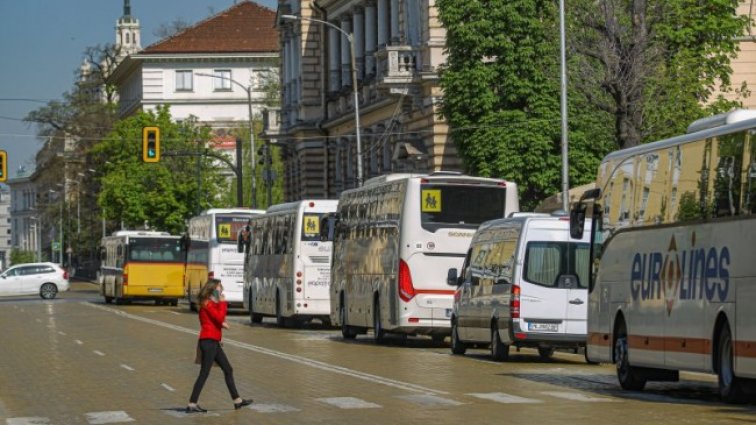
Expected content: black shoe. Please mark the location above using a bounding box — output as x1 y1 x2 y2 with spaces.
186 404 207 413
234 398 253 410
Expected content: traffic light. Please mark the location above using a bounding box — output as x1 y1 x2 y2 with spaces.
142 127 160 163
0 150 7 183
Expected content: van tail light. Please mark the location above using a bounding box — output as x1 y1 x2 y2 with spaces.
398 259 416 302
511 283 521 318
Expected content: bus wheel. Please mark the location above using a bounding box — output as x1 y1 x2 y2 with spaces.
718 324 748 403
275 293 286 328
538 347 555 361
340 301 357 340
189 301 197 312
373 299 386 344
491 325 509 362
170 299 178 307
104 296 113 304
615 325 646 391
584 347 599 365
451 320 467 355
250 303 263 324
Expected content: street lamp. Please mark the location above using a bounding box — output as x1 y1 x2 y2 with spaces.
196 72 258 208
280 14 364 187
48 189 63 264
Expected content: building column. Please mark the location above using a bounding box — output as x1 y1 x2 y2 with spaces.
340 16 352 87
390 0 400 44
377 0 389 47
328 24 341 92
365 0 377 77
352 7 365 80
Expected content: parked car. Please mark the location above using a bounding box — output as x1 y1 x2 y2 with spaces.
0 262 70 299
448 212 592 361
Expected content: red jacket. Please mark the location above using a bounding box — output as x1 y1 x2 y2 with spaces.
198 299 228 341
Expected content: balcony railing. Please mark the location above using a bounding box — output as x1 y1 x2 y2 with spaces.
375 45 418 85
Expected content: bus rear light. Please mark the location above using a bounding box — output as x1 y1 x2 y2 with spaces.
123 273 128 286
296 279 302 285
309 202 315 207
304 303 308 308
408 317 419 323
398 259 416 302
296 287 302 293
511 283 521 318
296 271 302 278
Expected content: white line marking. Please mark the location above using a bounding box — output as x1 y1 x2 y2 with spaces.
161 383 175 392
93 350 105 356
248 403 301 413
58 331 66 336
467 392 542 404
120 364 134 371
75 340 83 345
84 411 134 424
317 397 382 409
541 391 617 402
397 394 464 406
170 311 181 315
6 418 51 425
84 302 447 395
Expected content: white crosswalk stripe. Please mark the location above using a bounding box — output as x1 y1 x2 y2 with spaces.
248 403 301 413
6 418 51 425
84 411 134 424
397 394 464 406
467 392 543 404
317 397 382 409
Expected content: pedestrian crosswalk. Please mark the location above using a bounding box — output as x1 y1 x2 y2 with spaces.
3 390 620 423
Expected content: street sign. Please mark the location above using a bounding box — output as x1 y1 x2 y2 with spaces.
52 242 60 251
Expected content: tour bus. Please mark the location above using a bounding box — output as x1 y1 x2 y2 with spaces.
330 172 519 343
99 230 184 305
449 213 592 361
242 200 339 326
185 208 264 310
570 109 756 402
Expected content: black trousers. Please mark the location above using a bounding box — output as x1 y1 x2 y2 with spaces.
189 339 239 403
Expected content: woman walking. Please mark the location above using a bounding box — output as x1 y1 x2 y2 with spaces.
186 278 252 413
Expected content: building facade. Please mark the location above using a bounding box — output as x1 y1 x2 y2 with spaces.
0 187 11 268
270 0 461 201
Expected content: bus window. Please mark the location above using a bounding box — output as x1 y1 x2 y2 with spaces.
420 185 507 231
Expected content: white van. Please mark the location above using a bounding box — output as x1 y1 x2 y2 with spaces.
448 213 591 361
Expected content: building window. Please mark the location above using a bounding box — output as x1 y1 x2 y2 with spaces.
176 70 193 91
213 69 232 91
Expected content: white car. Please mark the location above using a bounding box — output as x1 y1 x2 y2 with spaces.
0 262 70 299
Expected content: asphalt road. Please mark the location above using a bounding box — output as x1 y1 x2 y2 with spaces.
0 280 753 424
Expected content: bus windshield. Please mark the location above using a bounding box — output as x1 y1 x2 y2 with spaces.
216 214 252 244
420 184 507 231
128 238 183 263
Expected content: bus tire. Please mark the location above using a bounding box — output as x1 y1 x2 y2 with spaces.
491 324 509 362
104 296 113 304
340 299 357 340
275 292 287 328
451 319 467 355
718 324 748 403
615 323 646 391
584 347 599 365
373 298 386 344
250 294 263 324
189 301 197 312
170 299 178 307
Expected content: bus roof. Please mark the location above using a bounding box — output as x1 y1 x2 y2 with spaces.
603 110 756 164
109 230 173 237
266 199 339 215
361 172 512 188
199 208 266 216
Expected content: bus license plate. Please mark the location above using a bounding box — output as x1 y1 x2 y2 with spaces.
148 288 164 293
528 322 558 332
445 309 452 318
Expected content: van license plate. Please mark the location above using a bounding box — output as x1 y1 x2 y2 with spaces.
528 323 558 332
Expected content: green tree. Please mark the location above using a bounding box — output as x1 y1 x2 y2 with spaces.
437 0 612 209
570 0 750 149
10 249 37 265
91 106 228 234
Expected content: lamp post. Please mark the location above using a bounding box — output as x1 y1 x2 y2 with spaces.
49 189 63 264
280 14 363 187
196 72 258 208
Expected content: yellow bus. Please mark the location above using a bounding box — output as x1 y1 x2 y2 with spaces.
99 231 184 305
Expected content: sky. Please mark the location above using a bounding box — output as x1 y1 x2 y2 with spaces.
0 0 278 179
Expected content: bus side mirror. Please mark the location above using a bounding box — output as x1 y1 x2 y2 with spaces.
447 268 459 286
570 203 587 239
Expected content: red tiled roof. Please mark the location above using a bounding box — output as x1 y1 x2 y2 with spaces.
141 1 278 55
